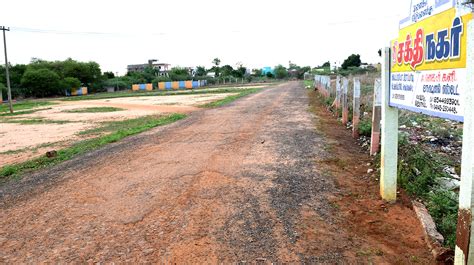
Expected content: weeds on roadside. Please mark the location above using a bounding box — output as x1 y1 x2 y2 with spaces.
397 134 458 249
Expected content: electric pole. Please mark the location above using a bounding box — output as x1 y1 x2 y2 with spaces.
1 26 13 113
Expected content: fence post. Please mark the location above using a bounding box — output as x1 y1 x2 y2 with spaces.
352 77 361 138
335 76 341 117
342 78 349 124
370 78 382 156
380 46 398 202
455 20 474 265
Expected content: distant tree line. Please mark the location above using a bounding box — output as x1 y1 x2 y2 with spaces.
0 57 312 99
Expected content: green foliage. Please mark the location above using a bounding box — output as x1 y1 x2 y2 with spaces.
398 139 449 197
426 190 458 249
29 58 101 86
341 54 361 69
303 80 314 88
322 61 330 68
397 136 458 249
212 58 221 66
0 100 55 114
220 65 234 77
274 65 288 79
195 66 207 77
103 78 130 89
233 66 247 78
169 67 191 81
358 118 372 137
266 72 274 78
288 64 311 79
103 71 115 79
0 113 186 180
0 82 5 99
0 64 27 98
252 69 262 76
63 77 81 89
21 68 62 97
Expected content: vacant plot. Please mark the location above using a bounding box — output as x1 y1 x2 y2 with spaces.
0 92 241 168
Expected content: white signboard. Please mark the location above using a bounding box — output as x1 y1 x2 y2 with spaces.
399 0 455 29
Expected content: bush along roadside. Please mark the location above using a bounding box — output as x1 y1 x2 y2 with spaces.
313 88 460 250
0 113 186 182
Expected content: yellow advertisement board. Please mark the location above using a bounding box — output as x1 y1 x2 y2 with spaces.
391 8 472 72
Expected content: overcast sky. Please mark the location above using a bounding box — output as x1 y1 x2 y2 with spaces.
1 0 410 74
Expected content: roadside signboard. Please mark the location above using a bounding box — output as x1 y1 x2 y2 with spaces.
389 1 472 122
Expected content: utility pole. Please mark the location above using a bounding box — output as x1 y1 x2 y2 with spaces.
1 26 13 113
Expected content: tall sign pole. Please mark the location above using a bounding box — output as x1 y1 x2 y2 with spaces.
1 26 13 113
454 18 474 265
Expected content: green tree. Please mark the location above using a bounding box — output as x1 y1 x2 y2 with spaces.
322 61 330 68
63 77 81 89
0 82 5 100
341 54 361 69
212 58 221 67
232 66 247 78
252 69 262 76
195 66 207 77
169 67 191 81
21 68 62 97
220 65 234 77
266 72 274 78
103 71 115 79
274 65 288 79
212 58 221 77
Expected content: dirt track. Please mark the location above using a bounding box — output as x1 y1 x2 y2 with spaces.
0 82 433 263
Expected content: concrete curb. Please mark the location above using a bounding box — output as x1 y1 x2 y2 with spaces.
412 200 453 262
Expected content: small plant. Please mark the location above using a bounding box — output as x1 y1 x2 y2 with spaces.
426 190 458 249
358 118 372 136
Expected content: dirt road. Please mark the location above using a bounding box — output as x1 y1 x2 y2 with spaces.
0 82 433 263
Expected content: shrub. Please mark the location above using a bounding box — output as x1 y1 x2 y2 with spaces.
21 68 62 97
63 77 81 89
358 118 372 136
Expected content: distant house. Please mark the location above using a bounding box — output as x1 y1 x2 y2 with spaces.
261 67 274 76
127 62 171 76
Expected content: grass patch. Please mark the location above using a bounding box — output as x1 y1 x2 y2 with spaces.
0 142 58 155
0 107 52 117
397 135 458 249
199 88 261 108
0 113 186 181
303 80 314 88
0 118 72 125
0 101 55 113
63 107 124 113
60 87 263 101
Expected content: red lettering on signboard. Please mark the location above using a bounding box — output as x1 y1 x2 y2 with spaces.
411 29 424 69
